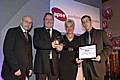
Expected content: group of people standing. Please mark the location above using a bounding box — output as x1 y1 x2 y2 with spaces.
1 12 112 80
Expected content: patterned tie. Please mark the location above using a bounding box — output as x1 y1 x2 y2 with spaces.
47 29 51 38
24 32 28 40
88 32 91 44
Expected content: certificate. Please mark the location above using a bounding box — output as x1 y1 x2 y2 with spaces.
79 44 96 59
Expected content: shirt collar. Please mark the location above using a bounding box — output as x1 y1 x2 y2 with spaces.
20 25 27 33
45 28 52 31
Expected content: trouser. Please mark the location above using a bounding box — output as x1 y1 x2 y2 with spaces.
4 74 27 80
83 61 104 80
35 73 58 80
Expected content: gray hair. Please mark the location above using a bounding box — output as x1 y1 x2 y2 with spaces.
65 19 75 29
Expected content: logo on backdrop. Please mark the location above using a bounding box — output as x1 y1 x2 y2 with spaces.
51 7 67 21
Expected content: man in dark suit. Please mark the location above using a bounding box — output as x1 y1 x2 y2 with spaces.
1 16 33 80
79 15 112 80
33 13 62 80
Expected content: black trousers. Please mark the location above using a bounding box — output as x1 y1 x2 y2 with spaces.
35 73 58 80
83 61 104 80
3 74 26 80
35 59 59 80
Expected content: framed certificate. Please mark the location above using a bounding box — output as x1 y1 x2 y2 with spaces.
79 44 96 59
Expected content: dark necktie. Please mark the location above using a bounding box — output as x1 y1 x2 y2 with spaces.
24 32 28 40
86 32 91 44
47 29 51 38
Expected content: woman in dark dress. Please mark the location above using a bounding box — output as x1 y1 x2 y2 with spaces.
59 19 80 80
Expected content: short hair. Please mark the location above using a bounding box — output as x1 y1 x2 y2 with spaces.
43 12 54 20
22 16 32 21
81 15 91 22
65 19 75 29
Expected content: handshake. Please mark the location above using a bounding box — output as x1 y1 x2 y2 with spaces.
52 39 63 51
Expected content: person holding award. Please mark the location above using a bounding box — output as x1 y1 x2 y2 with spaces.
79 15 112 80
33 12 62 80
59 19 83 80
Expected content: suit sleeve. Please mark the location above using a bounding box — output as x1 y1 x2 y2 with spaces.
28 36 33 70
3 29 19 72
33 28 52 50
100 31 112 62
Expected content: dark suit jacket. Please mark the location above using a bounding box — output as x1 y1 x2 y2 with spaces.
1 26 33 79
33 27 61 74
79 28 112 77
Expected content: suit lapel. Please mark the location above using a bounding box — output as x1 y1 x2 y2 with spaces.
52 29 55 39
84 32 88 44
17 26 28 41
91 29 96 44
52 29 59 41
42 27 51 39
91 29 99 44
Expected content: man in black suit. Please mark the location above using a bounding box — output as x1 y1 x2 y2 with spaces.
79 15 112 80
1 16 33 80
33 13 62 80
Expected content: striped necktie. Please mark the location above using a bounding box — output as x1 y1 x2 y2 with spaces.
88 32 91 44
24 32 28 40
47 29 51 38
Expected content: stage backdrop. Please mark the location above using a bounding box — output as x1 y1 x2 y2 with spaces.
0 0 101 80
50 0 100 35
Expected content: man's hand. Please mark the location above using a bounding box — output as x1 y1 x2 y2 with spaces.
52 40 63 51
28 70 32 76
92 55 101 62
14 69 21 76
76 58 83 64
52 40 58 48
56 43 63 51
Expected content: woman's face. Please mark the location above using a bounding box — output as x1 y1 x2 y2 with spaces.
66 26 74 34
